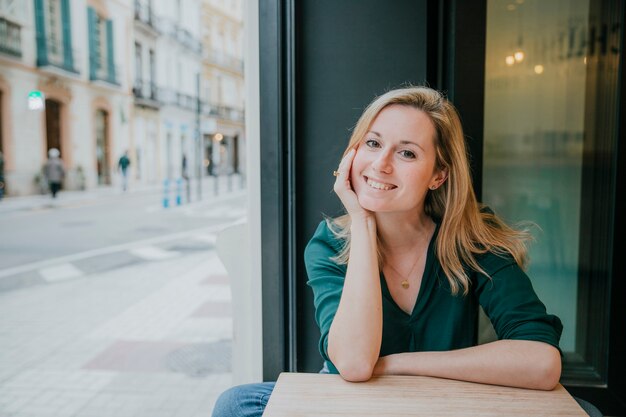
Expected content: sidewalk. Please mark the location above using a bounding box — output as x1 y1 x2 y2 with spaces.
0 177 246 417
0 252 233 417
0 174 246 214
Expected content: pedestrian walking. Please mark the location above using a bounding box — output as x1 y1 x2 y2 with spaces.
181 154 189 180
118 151 131 191
43 148 65 198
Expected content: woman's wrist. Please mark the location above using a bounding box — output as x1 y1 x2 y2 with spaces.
350 213 376 239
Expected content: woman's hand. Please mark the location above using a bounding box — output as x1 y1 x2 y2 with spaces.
333 148 372 221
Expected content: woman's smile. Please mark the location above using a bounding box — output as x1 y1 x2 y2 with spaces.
364 176 397 191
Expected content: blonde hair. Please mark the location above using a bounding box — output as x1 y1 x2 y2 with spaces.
327 86 531 295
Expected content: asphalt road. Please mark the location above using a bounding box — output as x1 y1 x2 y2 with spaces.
0 184 247 277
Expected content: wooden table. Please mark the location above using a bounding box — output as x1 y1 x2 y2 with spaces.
263 373 587 416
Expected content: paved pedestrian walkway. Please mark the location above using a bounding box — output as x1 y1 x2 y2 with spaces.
0 179 245 417
0 174 245 214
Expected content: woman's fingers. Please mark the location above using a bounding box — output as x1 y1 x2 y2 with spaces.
337 148 355 179
333 148 366 216
333 148 355 193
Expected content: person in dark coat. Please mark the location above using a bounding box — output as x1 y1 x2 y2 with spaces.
43 148 65 198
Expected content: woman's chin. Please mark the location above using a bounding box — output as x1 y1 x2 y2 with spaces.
357 195 390 213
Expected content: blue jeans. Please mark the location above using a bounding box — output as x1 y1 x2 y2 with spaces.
212 381 276 417
212 363 330 416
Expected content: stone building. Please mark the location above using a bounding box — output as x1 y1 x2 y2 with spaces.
0 0 133 195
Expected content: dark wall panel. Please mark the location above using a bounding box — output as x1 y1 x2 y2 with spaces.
295 0 430 372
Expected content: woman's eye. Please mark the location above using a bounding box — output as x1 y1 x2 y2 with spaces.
400 150 416 159
365 139 381 148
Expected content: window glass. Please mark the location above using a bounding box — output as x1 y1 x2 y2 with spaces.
482 0 589 352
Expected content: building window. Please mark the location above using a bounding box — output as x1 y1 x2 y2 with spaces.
134 42 143 94
34 0 77 72
88 7 117 84
148 49 156 99
46 0 62 59
0 16 22 57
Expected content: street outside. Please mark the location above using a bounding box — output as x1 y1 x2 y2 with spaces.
0 176 244 417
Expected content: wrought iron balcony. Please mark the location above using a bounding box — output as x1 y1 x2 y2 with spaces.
133 79 161 109
159 88 202 112
162 19 202 54
0 17 22 58
203 48 244 73
35 36 79 74
202 102 245 123
134 0 160 36
90 56 119 85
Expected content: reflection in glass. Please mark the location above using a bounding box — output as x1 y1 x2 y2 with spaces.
482 0 589 352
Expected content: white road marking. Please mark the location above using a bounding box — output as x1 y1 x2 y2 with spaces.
192 233 218 244
0 222 240 279
39 263 84 282
129 246 181 260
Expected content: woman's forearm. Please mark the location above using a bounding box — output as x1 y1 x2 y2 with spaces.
373 340 561 390
328 215 382 381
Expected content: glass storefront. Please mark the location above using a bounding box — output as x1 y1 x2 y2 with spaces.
482 0 589 353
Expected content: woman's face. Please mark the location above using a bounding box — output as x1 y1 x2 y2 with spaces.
350 104 445 215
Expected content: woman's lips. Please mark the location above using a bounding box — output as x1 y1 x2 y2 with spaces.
364 176 397 191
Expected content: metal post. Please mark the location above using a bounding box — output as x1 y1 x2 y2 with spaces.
196 72 202 201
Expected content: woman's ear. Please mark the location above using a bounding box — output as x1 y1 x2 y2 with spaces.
431 168 448 190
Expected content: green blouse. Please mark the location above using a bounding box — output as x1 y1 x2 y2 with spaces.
304 220 563 374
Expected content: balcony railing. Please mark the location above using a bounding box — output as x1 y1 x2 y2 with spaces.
36 37 79 73
203 48 243 73
90 57 119 85
202 102 245 123
160 88 198 111
133 79 161 109
0 17 22 57
158 89 244 122
162 19 202 54
134 0 160 35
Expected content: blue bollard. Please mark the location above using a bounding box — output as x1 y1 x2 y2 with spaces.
162 179 169 208
176 178 182 206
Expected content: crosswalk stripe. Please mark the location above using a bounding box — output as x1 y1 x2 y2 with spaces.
129 246 181 260
192 234 218 244
39 263 84 282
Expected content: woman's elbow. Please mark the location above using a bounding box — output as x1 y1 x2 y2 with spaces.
334 359 375 382
534 348 562 390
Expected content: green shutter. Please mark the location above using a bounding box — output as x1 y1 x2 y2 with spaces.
87 7 97 79
106 19 115 83
34 0 47 66
60 0 74 71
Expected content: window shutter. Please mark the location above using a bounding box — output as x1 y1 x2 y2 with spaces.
106 19 115 83
87 6 97 79
33 0 47 66
60 0 74 71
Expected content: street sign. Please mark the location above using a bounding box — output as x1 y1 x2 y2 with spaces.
28 90 45 110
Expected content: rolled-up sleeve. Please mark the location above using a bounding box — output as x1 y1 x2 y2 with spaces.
304 221 346 364
474 254 563 353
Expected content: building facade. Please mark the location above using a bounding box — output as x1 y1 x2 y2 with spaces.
0 0 132 195
0 0 244 196
200 0 245 177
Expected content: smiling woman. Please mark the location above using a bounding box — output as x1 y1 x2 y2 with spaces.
211 86 564 417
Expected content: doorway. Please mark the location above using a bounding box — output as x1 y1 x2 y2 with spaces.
45 99 62 156
95 109 110 185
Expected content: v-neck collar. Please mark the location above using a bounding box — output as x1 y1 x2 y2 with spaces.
380 221 440 319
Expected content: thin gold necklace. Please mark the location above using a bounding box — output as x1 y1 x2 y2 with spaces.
384 249 425 289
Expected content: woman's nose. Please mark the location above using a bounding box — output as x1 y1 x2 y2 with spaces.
372 150 393 173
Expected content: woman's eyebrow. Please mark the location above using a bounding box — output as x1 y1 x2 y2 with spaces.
366 131 425 152
400 140 425 152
